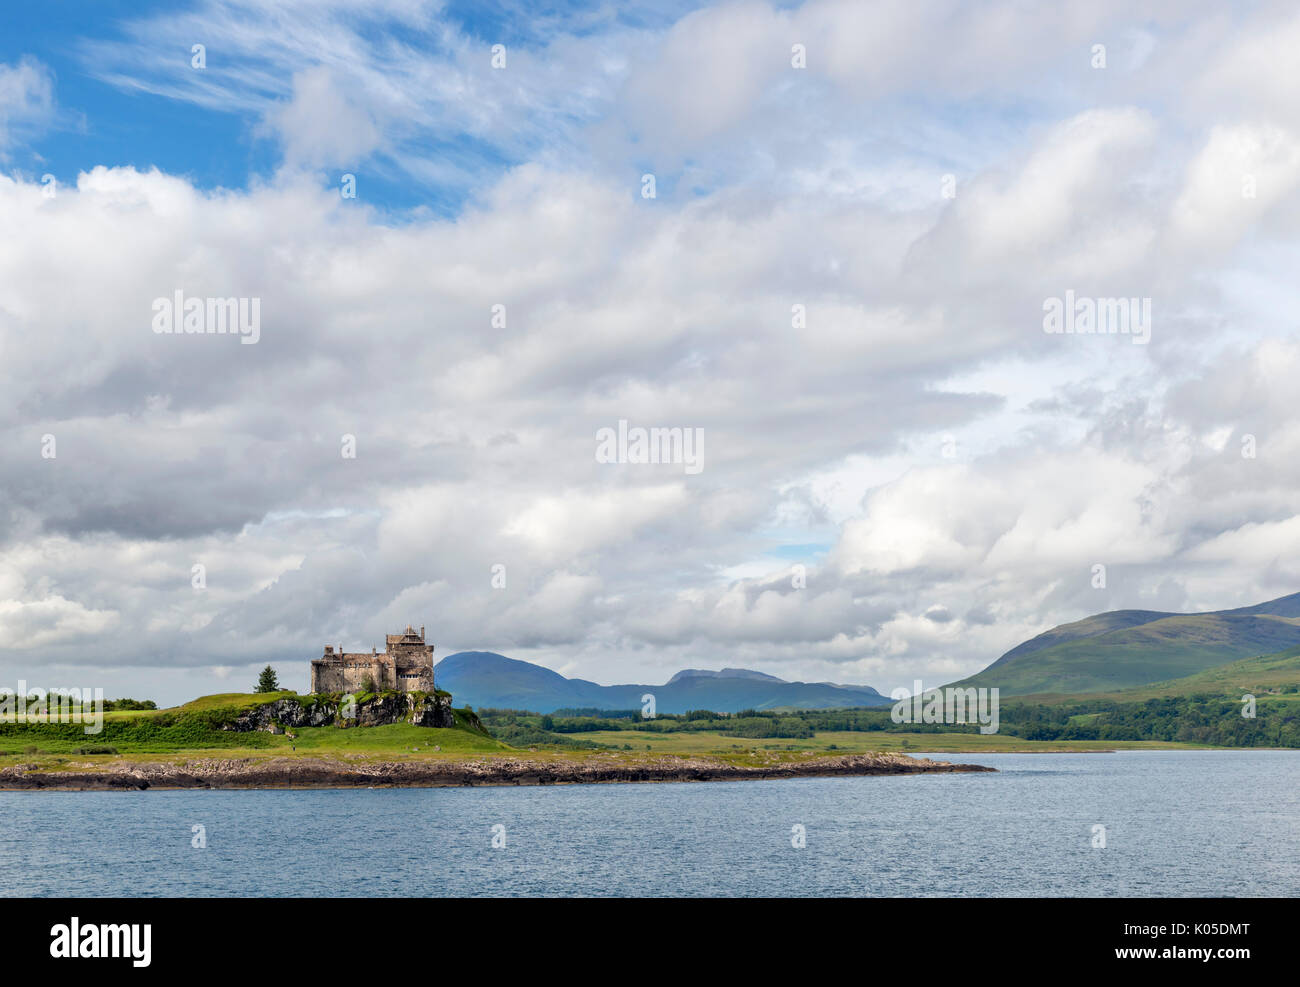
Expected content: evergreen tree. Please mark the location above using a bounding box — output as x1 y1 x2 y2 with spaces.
255 665 280 693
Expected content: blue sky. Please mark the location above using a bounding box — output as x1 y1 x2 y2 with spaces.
3 2 266 193
3 0 708 214
1 0 1060 218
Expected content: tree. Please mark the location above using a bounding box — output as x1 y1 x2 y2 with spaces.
256 665 280 694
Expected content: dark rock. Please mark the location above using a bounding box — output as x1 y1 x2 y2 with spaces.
220 693 455 733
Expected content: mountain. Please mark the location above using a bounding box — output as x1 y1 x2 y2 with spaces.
666 668 786 684
433 651 891 714
957 592 1300 695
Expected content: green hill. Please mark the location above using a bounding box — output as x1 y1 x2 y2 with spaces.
956 592 1300 695
0 691 507 756
1073 645 1300 703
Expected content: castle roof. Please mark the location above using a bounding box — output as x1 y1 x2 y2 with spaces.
391 624 425 645
322 626 430 662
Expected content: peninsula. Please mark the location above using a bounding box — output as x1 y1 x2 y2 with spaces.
0 661 993 790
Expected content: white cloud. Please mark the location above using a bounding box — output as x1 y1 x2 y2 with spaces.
0 57 54 152
266 66 383 168
0 596 119 651
1172 123 1300 248
503 486 689 558
4 1 1300 701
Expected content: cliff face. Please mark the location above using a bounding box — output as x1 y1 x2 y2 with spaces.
222 693 456 733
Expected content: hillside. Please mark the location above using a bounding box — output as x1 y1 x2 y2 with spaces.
433 651 891 713
956 592 1300 695
0 691 506 756
1056 645 1300 703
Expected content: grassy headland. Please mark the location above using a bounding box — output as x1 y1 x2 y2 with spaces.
0 690 995 788
3 670 1297 791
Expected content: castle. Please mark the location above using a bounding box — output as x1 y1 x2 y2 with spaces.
310 625 435 694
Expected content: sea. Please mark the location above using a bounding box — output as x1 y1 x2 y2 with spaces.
2 751 1296 897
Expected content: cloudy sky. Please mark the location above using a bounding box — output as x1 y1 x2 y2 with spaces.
3 0 1300 704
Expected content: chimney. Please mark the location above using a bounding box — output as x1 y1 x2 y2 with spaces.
420 625 425 641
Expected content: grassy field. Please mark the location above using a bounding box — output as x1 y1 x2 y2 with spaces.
0 715 1208 768
20 691 304 723
0 692 510 761
0 720 511 765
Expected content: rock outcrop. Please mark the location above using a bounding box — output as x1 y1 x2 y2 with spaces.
221 693 456 733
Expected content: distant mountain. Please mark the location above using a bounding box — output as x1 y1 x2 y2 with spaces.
666 668 786 684
433 651 891 714
957 592 1300 695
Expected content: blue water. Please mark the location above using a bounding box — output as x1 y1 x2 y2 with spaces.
1 751 1296 896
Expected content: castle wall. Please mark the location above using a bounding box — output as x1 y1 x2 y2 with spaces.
310 657 395 694
394 667 435 691
310 629 435 695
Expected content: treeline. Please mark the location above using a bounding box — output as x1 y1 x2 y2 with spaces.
0 696 156 711
477 695 1300 748
479 708 816 740
473 710 603 749
551 708 642 719
997 696 1300 747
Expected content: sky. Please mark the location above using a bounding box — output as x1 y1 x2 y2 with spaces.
3 0 1300 705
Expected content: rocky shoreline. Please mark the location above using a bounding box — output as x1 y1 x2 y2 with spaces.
0 751 994 791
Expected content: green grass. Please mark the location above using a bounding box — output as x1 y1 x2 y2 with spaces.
17 691 300 723
281 721 509 754
173 691 300 713
0 691 502 760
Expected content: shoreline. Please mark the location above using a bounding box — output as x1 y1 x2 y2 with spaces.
0 751 994 791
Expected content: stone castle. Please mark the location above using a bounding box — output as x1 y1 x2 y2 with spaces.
310 625 435 694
